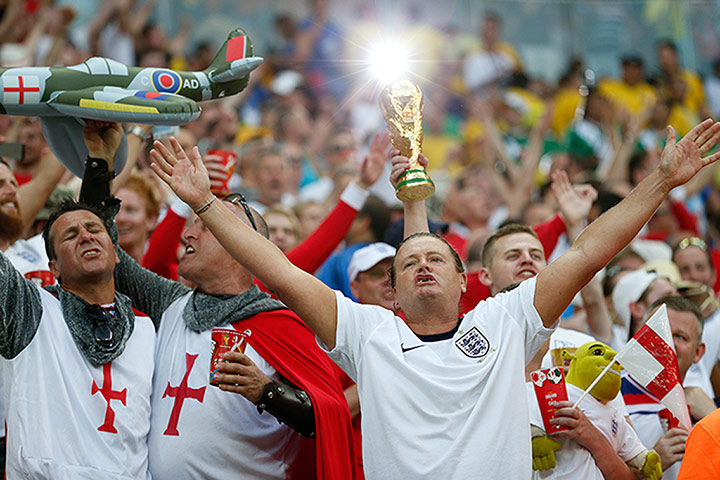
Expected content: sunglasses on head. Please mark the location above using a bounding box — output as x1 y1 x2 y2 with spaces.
86 304 114 348
223 193 258 232
677 236 708 252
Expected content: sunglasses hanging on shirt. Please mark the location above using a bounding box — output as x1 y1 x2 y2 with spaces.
86 304 114 348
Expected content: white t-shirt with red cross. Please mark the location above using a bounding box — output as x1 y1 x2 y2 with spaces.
147 292 299 480
0 234 55 439
1 289 156 479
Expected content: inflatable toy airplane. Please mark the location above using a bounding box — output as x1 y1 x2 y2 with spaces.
0 28 262 176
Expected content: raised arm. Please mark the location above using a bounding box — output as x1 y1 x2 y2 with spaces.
150 138 339 348
78 121 190 323
550 171 612 341
16 149 66 229
535 120 720 326
287 131 388 272
390 153 430 238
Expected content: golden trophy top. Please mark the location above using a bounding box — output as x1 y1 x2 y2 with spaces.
379 79 424 163
379 79 434 202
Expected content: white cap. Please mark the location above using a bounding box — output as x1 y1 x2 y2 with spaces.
347 243 397 282
612 269 659 335
270 70 303 96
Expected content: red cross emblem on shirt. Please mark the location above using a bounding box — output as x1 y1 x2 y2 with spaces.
163 352 207 436
3 76 40 104
91 362 127 434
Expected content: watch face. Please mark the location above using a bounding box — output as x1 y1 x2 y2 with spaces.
128 126 148 138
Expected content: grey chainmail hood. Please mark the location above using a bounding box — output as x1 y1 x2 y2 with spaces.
182 285 285 332
45 285 135 367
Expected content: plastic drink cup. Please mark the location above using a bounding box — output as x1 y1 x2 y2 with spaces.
209 328 250 386
24 270 55 287
207 149 237 197
530 367 570 434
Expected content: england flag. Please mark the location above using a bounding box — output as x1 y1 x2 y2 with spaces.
615 304 692 430
2 74 41 105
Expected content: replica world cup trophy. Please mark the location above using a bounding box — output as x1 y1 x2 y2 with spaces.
379 79 435 202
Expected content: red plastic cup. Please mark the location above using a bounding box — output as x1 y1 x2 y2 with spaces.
530 367 570 434
207 149 237 197
209 328 251 386
24 270 55 287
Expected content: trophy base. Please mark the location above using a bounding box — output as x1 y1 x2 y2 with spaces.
395 169 435 202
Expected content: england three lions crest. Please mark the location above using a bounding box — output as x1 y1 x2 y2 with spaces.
455 327 490 358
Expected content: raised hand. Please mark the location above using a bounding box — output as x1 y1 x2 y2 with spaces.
150 137 212 211
390 152 428 191
550 170 598 228
659 119 720 189
357 131 393 189
83 120 123 165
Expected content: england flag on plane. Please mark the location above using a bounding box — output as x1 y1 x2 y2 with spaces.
615 304 692 430
3 74 41 105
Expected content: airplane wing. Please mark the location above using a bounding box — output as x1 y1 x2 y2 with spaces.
47 86 201 125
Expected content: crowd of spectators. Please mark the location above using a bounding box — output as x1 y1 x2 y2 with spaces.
3 0 720 478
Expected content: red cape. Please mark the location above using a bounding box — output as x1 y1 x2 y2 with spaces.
233 310 357 480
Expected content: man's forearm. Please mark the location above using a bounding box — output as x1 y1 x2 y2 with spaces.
17 152 66 228
586 434 635 480
115 247 190 328
403 200 429 238
536 170 670 323
79 157 113 205
573 170 669 277
0 253 43 358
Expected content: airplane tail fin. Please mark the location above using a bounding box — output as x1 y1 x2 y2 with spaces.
205 29 263 84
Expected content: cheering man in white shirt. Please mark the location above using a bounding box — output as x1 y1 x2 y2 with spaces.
149 119 720 479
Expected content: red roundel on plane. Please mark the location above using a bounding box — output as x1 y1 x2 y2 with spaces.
151 70 182 94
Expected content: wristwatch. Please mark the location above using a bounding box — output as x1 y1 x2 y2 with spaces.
126 125 151 141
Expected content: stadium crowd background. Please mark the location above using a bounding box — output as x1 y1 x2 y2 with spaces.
4 0 720 477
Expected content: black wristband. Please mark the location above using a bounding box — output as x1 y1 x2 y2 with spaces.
79 156 114 205
255 380 316 437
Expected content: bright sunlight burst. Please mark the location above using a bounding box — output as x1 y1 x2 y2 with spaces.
368 40 409 86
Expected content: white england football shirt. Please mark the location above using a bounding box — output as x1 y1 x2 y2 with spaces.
324 277 553 479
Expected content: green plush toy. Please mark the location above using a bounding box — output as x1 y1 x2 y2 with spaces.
531 341 663 479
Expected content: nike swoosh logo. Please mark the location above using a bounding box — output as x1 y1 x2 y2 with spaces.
401 344 425 353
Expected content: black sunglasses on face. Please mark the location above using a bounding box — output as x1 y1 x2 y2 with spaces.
86 304 114 348
223 193 258 232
